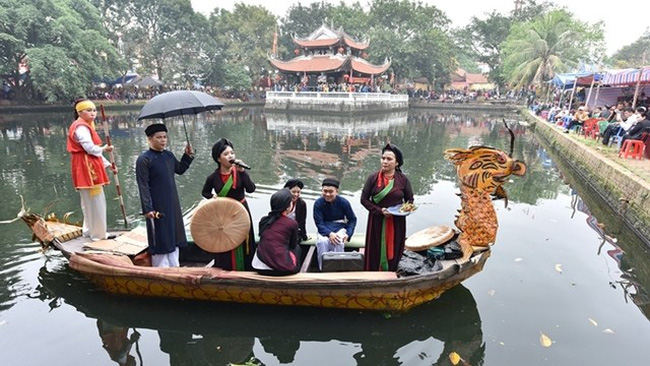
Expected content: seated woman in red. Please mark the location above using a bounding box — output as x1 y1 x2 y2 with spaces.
252 189 302 275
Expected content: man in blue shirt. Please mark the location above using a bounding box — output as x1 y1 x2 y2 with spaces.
313 178 357 270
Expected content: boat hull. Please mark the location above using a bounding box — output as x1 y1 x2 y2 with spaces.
72 250 490 311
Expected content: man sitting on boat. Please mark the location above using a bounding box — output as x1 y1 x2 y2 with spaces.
313 178 357 270
252 189 302 275
135 123 194 267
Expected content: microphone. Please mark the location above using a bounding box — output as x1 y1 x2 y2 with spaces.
230 159 251 170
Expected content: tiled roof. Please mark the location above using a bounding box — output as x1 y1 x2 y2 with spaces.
343 36 369 50
294 38 340 48
269 55 349 73
350 57 390 75
465 73 489 84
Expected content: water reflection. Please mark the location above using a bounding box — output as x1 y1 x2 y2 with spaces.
569 187 650 319
3 108 650 364
36 260 484 365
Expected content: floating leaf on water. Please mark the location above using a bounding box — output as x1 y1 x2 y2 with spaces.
499 341 505 346
555 264 563 274
514 258 523 262
488 289 496 296
540 333 552 347
449 351 461 365
603 328 615 334
588 318 598 327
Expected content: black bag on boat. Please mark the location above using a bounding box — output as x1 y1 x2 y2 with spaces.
397 250 442 276
443 241 463 260
321 251 364 272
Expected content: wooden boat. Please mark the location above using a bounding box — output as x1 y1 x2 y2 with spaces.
20 143 525 311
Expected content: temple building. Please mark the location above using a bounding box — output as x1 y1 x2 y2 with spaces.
269 25 391 89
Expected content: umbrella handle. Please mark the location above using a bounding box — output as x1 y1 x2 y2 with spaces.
180 112 191 147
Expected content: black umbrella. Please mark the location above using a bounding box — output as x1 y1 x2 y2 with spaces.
137 90 225 144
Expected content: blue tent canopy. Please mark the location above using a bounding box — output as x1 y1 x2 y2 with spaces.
549 72 603 89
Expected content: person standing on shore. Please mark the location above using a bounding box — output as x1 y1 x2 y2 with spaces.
136 123 194 267
66 99 115 241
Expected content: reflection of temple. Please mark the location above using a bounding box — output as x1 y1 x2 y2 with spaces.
265 111 407 183
265 111 408 137
269 24 390 87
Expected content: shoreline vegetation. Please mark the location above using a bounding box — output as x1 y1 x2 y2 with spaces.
0 98 265 116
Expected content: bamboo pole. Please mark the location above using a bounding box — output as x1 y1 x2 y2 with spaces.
99 105 128 228
585 75 596 109
567 80 578 111
632 52 647 108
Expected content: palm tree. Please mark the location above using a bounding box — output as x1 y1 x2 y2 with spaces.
501 10 580 90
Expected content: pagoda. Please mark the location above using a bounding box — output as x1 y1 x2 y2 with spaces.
269 24 391 88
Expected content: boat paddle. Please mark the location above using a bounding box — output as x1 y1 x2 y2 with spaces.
99 104 129 228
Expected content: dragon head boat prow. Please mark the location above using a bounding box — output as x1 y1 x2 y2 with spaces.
444 126 527 260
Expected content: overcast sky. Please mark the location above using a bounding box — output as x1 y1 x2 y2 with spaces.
191 0 648 56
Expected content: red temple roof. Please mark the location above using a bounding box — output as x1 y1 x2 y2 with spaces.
292 25 369 51
294 38 340 48
342 36 369 50
269 54 390 76
351 57 390 75
269 55 349 73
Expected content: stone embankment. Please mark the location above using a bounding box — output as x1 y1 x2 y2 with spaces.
524 111 650 247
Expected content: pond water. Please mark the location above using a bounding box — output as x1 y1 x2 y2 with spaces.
0 107 649 365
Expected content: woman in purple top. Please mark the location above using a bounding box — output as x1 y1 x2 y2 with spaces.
252 189 302 275
361 143 414 271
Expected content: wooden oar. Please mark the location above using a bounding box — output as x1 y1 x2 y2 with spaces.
99 105 128 228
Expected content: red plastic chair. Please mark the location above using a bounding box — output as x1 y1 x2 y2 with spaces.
619 139 645 159
582 118 599 139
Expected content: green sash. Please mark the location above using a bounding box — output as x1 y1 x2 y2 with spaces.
372 178 394 271
372 179 394 204
217 174 233 197
218 174 245 270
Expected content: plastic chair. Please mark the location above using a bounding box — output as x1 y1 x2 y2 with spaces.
582 118 599 139
608 128 625 150
618 139 645 159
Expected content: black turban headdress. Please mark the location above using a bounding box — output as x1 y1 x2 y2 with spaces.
211 138 234 165
144 123 167 137
258 188 293 235
284 179 304 190
382 143 404 170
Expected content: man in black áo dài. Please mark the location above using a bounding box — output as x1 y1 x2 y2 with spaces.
201 138 256 270
136 124 194 267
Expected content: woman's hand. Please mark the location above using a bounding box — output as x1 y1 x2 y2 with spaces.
381 207 392 217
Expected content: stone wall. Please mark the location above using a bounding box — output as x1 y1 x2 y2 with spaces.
525 112 650 247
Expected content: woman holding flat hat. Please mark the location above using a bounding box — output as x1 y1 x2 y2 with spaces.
201 138 256 270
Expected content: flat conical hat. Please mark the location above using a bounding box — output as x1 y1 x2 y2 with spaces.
405 225 454 251
190 198 251 253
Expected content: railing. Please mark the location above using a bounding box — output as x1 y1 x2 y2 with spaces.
266 91 408 102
